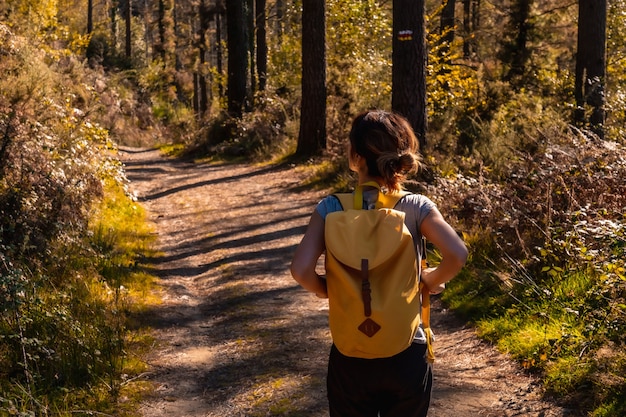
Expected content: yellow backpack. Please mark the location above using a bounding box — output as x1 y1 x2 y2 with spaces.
325 183 433 360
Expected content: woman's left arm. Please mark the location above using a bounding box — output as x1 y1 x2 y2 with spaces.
419 207 468 293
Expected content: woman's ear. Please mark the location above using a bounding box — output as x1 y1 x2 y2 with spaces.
348 152 359 172
348 145 359 172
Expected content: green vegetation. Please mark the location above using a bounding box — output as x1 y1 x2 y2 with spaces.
0 0 625 415
0 20 157 416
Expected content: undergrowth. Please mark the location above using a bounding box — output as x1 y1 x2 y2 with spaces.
0 24 158 416
434 114 626 415
2 0 626 414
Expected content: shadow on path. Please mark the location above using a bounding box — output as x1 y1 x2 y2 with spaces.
122 148 581 417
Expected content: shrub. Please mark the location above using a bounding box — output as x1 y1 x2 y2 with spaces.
432 108 626 412
0 23 155 415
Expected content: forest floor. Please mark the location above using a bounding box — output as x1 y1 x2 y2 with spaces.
119 147 585 417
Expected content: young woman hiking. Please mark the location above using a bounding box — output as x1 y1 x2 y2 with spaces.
291 110 468 417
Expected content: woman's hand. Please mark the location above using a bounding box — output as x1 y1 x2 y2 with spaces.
315 274 328 298
421 267 446 295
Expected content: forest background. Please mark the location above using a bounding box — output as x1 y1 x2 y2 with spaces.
0 0 625 416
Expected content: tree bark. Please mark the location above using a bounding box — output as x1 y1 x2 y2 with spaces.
110 2 118 51
226 0 248 117
216 8 224 98
87 0 93 33
198 0 210 116
125 0 132 58
296 0 326 157
463 0 470 57
275 0 284 44
440 0 455 54
392 0 427 150
246 0 256 104
575 0 607 138
502 0 533 84
256 0 267 91
156 0 166 60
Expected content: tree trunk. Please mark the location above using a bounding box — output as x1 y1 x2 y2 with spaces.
156 0 166 60
226 0 248 117
275 0 284 44
198 0 210 116
502 0 533 85
193 72 200 114
110 3 117 49
463 0 470 57
143 0 151 62
440 0 455 53
461 0 479 58
256 0 267 91
216 9 224 98
392 0 427 150
125 0 132 58
296 0 326 157
87 0 93 33
247 0 256 105
172 0 189 104
575 0 607 138
472 0 480 35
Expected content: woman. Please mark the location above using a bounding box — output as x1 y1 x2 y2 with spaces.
291 110 468 417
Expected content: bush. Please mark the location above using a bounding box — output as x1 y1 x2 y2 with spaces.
432 110 626 413
0 23 154 415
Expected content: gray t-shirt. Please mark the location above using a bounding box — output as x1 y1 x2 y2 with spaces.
316 189 437 344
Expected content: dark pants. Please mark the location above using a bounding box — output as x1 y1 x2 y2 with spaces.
327 342 432 417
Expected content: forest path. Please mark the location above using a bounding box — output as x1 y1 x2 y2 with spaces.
119 147 577 417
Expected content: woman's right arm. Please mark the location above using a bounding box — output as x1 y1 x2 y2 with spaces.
290 210 328 298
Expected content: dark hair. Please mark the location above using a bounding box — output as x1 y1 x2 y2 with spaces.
349 110 421 191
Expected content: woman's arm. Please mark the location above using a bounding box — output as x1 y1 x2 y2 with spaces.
419 207 468 294
290 210 328 298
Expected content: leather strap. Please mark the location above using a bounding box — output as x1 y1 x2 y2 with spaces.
360 259 372 317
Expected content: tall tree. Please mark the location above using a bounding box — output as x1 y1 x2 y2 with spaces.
197 0 210 116
156 0 167 61
500 0 533 85
215 3 225 98
110 2 118 50
226 0 248 117
440 0 456 56
275 0 284 44
125 0 132 58
392 0 427 150
296 0 326 157
87 0 93 33
256 0 267 91
575 0 607 138
246 0 256 103
158 0 165 55
462 0 479 58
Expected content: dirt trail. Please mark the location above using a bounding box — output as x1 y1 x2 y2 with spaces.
119 147 580 417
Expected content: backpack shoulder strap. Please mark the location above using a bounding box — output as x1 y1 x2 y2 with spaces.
378 190 410 209
419 236 435 364
339 181 412 211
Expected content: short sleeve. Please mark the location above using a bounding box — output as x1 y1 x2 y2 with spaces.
395 194 437 238
315 195 343 220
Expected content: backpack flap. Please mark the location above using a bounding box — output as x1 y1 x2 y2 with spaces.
325 208 408 270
